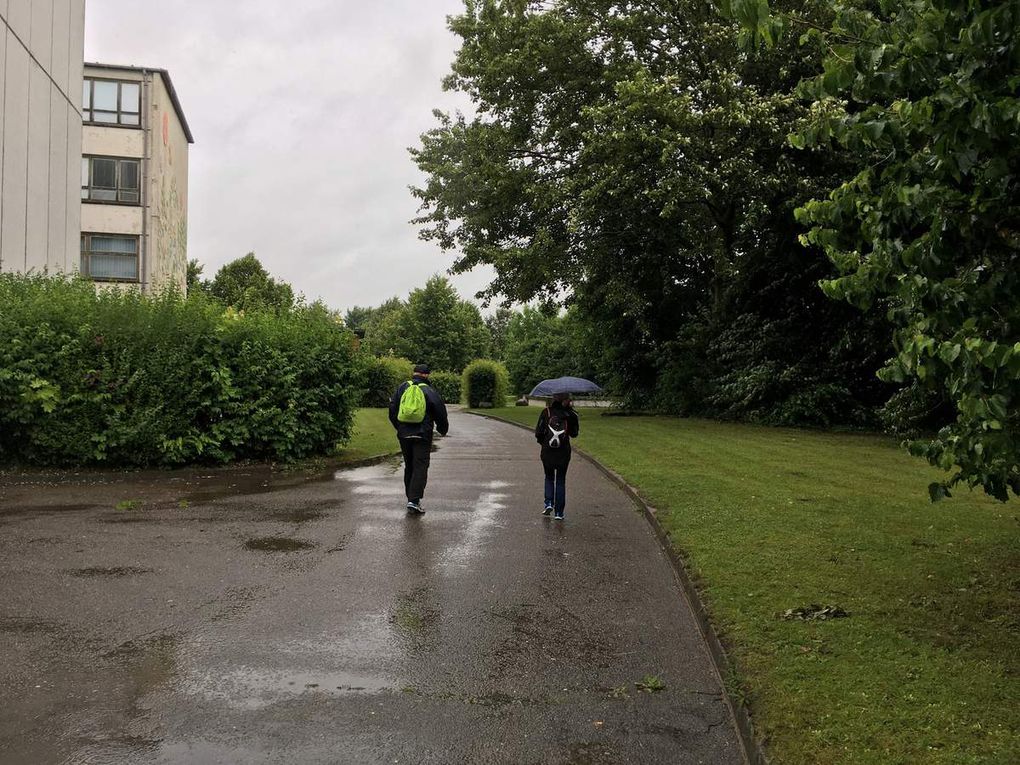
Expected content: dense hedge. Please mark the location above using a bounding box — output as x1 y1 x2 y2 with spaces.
360 356 414 407
429 371 461 405
359 357 462 407
0 274 363 466
462 359 509 408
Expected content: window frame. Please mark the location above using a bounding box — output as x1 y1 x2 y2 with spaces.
81 155 142 205
82 77 142 128
80 233 141 283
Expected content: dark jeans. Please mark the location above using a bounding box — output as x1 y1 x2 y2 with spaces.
400 438 431 502
543 461 569 512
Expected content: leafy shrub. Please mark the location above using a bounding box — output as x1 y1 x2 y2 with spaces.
879 383 955 439
462 359 509 408
647 307 888 428
768 384 868 429
429 371 462 405
360 356 414 407
503 307 605 395
0 274 362 466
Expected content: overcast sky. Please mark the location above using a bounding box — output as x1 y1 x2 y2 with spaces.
84 0 494 312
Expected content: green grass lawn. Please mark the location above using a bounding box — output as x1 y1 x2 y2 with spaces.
334 408 399 464
484 407 1019 764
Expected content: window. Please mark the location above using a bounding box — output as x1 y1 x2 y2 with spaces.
81 234 140 282
81 157 140 204
82 78 141 126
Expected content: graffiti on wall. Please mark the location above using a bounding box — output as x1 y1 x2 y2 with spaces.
154 175 187 292
149 88 187 294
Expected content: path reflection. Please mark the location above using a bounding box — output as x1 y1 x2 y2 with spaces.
390 505 441 654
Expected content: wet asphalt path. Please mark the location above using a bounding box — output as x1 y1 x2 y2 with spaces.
0 411 743 764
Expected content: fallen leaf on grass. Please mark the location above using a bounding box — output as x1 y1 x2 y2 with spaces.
782 604 849 621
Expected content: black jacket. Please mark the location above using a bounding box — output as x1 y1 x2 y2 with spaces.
389 375 450 441
535 403 579 461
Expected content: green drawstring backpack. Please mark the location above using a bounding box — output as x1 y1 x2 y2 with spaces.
397 381 427 423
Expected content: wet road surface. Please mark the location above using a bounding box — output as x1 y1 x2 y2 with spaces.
0 412 743 764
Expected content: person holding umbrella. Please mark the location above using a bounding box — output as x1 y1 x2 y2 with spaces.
534 391 580 520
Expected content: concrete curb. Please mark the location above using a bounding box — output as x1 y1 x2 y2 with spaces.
467 410 768 765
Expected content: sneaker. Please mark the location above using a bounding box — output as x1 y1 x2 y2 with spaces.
554 510 564 520
406 501 425 515
542 504 554 516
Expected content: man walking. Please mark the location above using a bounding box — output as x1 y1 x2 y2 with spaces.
389 364 449 515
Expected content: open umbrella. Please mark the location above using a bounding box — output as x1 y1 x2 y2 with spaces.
529 376 604 397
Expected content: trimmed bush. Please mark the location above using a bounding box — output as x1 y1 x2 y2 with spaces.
0 274 363 466
429 371 461 405
462 359 509 408
360 356 414 407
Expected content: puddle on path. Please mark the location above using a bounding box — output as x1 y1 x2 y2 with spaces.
334 462 403 497
180 470 311 504
25 536 63 545
142 740 266 764
334 461 402 484
209 586 266 623
69 566 154 578
0 617 63 635
440 482 508 569
350 482 405 497
326 532 353 553
243 537 315 553
99 516 162 524
103 633 180 681
271 508 328 524
0 502 98 517
186 666 394 710
24 635 182 765
62 738 162 765
278 611 398 666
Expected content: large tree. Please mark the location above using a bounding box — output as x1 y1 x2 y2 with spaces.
186 259 206 295
342 305 376 339
485 306 515 361
363 276 490 371
724 0 1019 500
502 306 605 394
413 0 885 420
208 253 294 313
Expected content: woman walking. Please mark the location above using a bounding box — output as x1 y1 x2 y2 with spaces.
535 393 580 520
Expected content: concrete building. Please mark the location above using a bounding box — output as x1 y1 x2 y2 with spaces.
0 0 86 276
81 62 193 292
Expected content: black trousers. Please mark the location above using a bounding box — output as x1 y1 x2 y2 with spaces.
400 438 431 502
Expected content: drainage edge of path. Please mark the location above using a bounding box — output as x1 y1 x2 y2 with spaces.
0 451 402 487
467 410 768 765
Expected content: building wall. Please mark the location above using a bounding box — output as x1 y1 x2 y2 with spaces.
80 70 145 279
148 72 189 293
0 0 85 276
82 123 144 157
80 203 143 237
81 66 190 294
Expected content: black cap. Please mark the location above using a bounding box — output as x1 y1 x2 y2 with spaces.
413 363 431 375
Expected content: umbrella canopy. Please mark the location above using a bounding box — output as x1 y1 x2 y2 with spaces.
529 376 604 397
